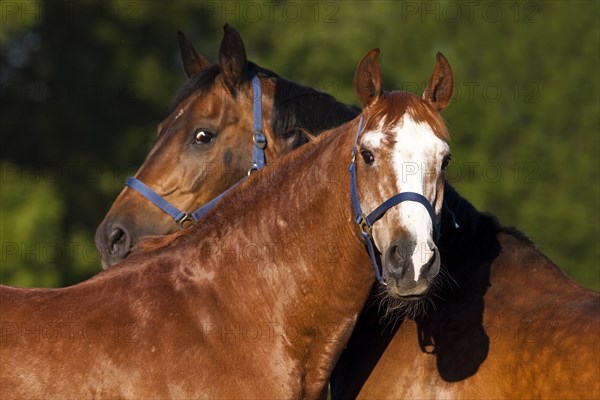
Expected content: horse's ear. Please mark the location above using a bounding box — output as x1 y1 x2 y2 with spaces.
218 24 248 88
355 48 383 108
422 52 453 112
177 31 210 78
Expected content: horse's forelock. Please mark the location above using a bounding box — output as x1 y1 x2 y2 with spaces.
365 92 449 142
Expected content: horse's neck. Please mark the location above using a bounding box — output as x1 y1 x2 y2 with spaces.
202 127 372 312
185 124 373 388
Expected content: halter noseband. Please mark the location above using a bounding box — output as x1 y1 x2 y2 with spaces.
349 116 441 284
125 69 266 228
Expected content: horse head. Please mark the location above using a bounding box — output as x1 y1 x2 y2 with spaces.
352 49 453 297
95 24 356 268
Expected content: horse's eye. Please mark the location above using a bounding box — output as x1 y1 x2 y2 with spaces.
442 154 452 171
194 129 215 144
361 150 375 165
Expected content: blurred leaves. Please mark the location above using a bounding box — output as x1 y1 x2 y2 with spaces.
1 162 63 287
0 0 598 290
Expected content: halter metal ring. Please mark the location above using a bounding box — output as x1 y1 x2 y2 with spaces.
178 213 194 229
247 165 259 176
359 219 372 236
253 130 267 149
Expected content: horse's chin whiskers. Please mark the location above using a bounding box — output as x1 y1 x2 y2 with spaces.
437 261 459 291
373 282 438 327
373 260 452 326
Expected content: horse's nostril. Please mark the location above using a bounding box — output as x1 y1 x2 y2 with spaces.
394 245 415 268
427 251 436 267
419 249 439 281
96 223 133 269
108 228 126 254
392 245 404 263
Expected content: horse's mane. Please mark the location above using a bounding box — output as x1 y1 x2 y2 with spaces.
271 74 360 146
133 229 189 255
167 61 359 144
168 64 222 114
439 182 535 257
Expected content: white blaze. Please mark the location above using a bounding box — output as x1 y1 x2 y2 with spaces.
392 115 447 280
361 114 448 281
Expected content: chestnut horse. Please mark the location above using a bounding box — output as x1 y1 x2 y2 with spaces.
95 24 357 268
0 49 453 398
96 26 600 399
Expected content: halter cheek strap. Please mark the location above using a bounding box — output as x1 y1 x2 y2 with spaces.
349 116 442 283
250 71 266 173
125 69 265 228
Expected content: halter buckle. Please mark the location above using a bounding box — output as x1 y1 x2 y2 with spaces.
359 218 372 237
178 213 194 229
253 130 267 149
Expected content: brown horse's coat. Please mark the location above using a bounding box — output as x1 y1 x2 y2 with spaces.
1 48 452 398
93 26 600 398
331 186 600 399
1 119 372 399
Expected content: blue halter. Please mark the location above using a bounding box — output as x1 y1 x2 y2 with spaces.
125 70 266 228
348 116 442 283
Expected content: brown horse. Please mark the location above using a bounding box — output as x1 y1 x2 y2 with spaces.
95 24 357 268
0 49 454 398
96 26 600 398
331 183 600 399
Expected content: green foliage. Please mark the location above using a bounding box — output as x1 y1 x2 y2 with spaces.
1 162 63 287
0 0 598 290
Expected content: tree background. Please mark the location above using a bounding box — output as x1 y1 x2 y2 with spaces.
1 0 598 290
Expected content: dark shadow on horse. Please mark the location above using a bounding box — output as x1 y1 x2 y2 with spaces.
331 183 501 397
